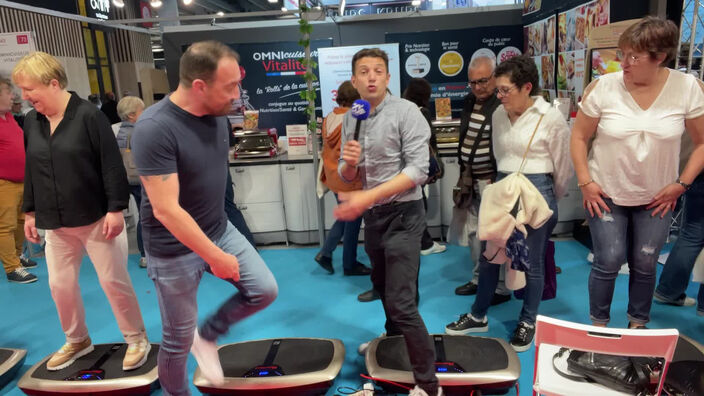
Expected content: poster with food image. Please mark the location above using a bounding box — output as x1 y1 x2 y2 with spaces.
545 16 556 55
591 48 622 80
558 13 568 53
557 0 610 117
566 9 579 50
526 15 556 98
541 55 555 89
523 0 541 15
574 6 588 50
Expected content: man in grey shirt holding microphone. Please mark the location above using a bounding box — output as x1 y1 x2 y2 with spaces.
334 48 442 396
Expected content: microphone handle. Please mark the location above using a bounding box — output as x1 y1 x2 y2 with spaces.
353 119 361 141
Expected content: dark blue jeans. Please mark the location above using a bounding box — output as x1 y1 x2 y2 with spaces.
129 185 144 257
319 193 363 271
655 173 704 311
471 173 558 325
587 198 670 326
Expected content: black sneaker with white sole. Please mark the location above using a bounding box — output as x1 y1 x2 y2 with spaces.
20 256 38 268
445 313 488 335
509 321 535 352
7 268 37 284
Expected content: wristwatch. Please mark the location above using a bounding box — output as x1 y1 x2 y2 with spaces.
676 178 691 190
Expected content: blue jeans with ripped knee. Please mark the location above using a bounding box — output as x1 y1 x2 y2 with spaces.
587 199 670 326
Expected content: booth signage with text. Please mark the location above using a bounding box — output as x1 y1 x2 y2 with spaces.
386 25 522 118
229 39 332 135
0 31 35 78
318 43 401 117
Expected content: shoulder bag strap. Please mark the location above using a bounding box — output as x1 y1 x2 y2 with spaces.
518 113 545 174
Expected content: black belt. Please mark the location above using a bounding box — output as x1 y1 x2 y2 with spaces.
367 199 419 215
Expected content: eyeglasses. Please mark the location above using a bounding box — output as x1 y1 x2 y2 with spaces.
496 85 517 97
468 74 493 87
616 50 643 65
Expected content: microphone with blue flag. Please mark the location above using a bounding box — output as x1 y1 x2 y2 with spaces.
350 99 370 141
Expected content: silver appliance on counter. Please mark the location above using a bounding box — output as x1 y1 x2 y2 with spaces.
232 129 279 159
432 119 460 150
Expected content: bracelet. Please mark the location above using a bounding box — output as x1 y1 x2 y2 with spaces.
675 178 691 190
577 179 594 188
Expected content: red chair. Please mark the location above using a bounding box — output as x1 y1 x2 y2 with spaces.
532 315 679 396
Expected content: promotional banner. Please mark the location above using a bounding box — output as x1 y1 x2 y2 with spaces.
524 15 556 101
557 0 609 115
0 31 36 81
229 39 332 135
318 43 401 117
386 25 522 118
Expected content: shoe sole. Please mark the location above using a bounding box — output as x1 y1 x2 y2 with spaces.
420 248 447 256
510 341 532 353
653 293 692 306
46 344 94 371
21 264 38 269
314 260 334 274
8 277 37 284
357 297 380 302
123 343 151 371
445 324 488 335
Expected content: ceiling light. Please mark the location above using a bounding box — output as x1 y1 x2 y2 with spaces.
411 0 421 5
150 0 162 8
112 0 125 7
182 0 193 4
216 11 224 16
268 0 277 3
339 0 345 15
281 6 287 11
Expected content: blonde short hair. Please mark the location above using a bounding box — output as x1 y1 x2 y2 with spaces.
12 51 68 88
117 96 145 121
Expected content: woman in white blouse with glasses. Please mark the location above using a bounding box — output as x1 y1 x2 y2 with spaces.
571 16 704 329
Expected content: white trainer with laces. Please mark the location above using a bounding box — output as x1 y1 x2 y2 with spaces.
421 242 447 256
191 330 224 386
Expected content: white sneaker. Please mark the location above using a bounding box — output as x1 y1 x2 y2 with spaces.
358 340 371 356
358 332 386 356
408 385 444 396
618 263 629 275
587 252 594 263
421 242 447 256
191 330 224 386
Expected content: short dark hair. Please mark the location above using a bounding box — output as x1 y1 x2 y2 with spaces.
351 48 389 75
618 16 679 65
402 78 431 108
336 80 359 107
179 40 240 87
494 55 540 96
